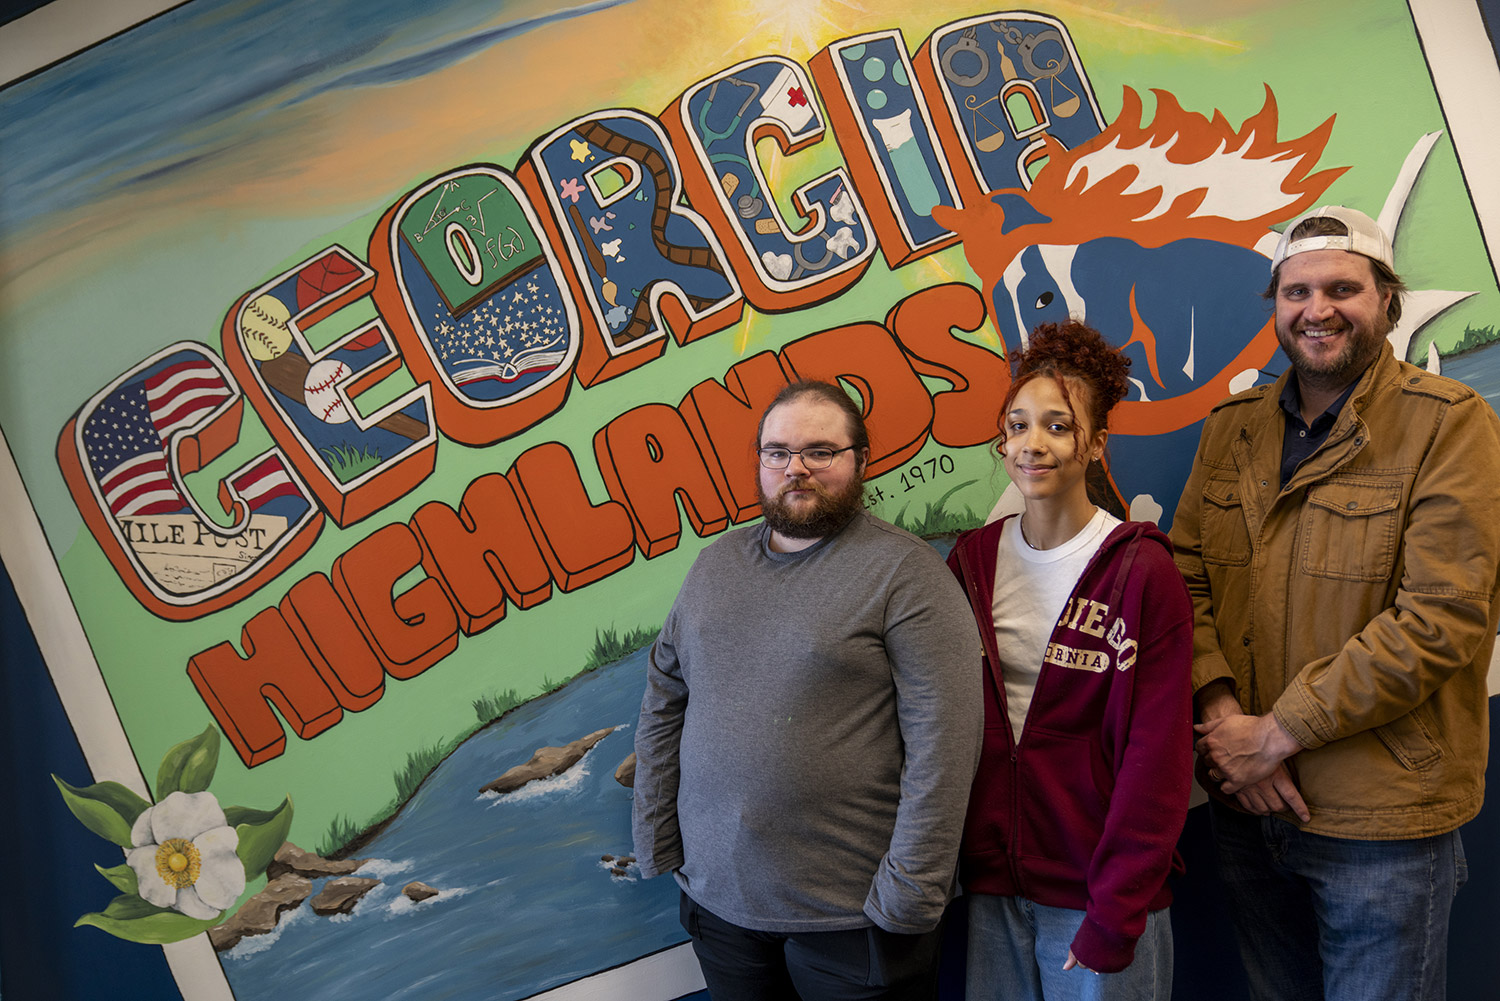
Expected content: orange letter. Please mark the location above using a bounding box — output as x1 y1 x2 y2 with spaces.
278 572 386 712
810 32 962 267
368 167 582 446
594 404 731 559
666 58 875 311
331 523 459 680
679 352 790 523
58 342 323 620
222 246 437 527
409 474 553 636
913 13 1104 205
886 283 1008 447
506 442 636 591
187 607 342 767
519 111 743 387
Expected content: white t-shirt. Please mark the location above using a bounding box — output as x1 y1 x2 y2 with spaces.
991 507 1121 744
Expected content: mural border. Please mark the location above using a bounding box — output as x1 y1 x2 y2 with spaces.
1 2 1497 998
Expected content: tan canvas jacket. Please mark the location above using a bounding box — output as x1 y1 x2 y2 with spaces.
1172 342 1500 839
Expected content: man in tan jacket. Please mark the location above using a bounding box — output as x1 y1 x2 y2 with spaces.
1172 205 1500 1001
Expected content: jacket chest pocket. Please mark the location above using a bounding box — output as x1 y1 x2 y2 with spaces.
1301 481 1403 581
1200 479 1251 566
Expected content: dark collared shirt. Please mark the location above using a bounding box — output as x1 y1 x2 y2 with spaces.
1278 374 1360 489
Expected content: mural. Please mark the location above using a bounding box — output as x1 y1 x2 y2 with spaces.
2 1 1497 999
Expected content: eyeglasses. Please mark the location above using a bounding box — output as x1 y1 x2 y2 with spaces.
756 446 855 470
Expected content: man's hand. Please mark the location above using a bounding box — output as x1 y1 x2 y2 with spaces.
1194 680 1241 724
1062 949 1098 975
1195 712 1307 803
1193 682 1310 820
1194 712 1301 785
1228 764 1311 821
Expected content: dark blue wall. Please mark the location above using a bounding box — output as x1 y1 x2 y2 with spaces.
1481 0 1500 67
0 557 177 1000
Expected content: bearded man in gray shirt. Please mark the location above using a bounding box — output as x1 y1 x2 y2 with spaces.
633 379 983 1000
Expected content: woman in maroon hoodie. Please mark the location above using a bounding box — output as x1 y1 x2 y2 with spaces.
948 320 1193 1000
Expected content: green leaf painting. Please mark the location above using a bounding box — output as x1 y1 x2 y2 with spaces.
155 726 220 798
75 893 222 945
229 796 295 879
52 776 150 848
94 862 140 895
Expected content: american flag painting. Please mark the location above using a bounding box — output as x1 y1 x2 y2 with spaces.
64 344 325 609
84 355 231 517
80 348 308 527
61 343 324 614
228 454 304 513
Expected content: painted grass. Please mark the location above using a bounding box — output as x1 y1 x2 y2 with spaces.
395 741 454 802
473 688 521 724
317 813 364 858
585 624 660 671
320 442 382 482
893 480 984 537
1446 324 1500 356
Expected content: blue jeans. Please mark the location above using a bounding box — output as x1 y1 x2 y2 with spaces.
965 895 1172 1001
1209 800 1468 1001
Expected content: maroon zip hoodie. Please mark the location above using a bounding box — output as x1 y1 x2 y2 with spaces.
947 516 1193 973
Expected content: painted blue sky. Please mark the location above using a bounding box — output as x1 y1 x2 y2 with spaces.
0 0 630 236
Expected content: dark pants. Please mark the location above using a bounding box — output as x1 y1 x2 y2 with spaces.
680 892 943 1001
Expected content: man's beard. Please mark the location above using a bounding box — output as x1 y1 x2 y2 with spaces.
1276 312 1392 396
758 473 866 540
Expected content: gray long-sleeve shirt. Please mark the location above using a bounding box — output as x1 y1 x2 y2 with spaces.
632 511 983 934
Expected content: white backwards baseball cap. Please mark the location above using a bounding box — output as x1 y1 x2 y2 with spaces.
1270 205 1395 271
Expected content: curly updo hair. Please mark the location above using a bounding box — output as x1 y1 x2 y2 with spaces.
995 320 1132 461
